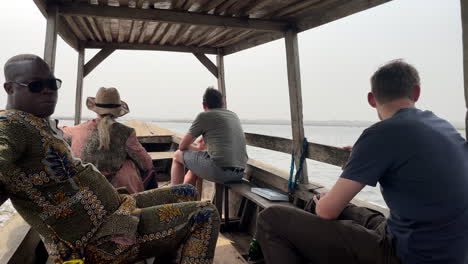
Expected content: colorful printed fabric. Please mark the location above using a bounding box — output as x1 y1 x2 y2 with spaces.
62 120 153 194
0 110 220 263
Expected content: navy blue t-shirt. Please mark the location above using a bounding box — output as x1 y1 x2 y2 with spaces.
341 108 468 264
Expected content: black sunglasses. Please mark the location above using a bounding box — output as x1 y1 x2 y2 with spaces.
11 78 62 93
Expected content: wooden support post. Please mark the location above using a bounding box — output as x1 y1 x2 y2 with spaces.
224 185 230 227
214 183 224 219
285 29 308 184
75 47 85 125
44 6 59 72
216 50 227 107
84 48 115 77
461 0 468 139
195 177 204 201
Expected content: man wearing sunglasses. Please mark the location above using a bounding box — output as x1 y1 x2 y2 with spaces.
0 54 221 263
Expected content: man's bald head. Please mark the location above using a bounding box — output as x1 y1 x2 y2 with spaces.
3 54 57 118
4 54 51 82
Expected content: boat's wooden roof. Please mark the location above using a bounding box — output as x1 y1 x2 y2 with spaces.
33 0 391 55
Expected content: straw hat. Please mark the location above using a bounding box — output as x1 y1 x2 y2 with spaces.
86 87 129 117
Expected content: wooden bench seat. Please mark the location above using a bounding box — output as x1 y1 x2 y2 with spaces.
148 151 175 161
227 183 294 209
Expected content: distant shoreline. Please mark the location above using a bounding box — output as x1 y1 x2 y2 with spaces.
54 116 465 130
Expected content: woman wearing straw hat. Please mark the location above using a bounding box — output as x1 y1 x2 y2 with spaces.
62 87 153 194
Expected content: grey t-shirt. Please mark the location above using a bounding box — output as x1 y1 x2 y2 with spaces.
341 108 468 264
188 108 248 168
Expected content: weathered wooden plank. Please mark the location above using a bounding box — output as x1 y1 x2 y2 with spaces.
160 24 182 45
171 24 191 45
198 28 231 47
214 0 238 15
213 30 253 47
217 51 227 107
187 27 213 46
33 1 80 51
285 29 308 184
241 0 274 16
267 0 321 18
148 151 174 160
64 16 87 41
193 53 218 78
83 48 115 77
138 135 173 144
59 3 289 32
462 0 468 138
196 27 223 46
173 0 187 10
223 31 283 54
86 17 104 42
96 17 113 42
74 48 85 125
85 40 219 54
296 0 392 32
245 133 350 167
76 16 96 41
44 6 58 72
199 0 226 13
149 22 169 44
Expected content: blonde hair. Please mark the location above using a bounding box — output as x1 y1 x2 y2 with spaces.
97 115 116 150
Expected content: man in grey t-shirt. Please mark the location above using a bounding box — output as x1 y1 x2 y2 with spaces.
171 87 248 185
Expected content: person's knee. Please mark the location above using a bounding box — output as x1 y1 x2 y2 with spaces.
176 184 198 200
258 205 286 228
173 150 184 164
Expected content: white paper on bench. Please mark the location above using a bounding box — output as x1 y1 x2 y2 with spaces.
251 188 289 201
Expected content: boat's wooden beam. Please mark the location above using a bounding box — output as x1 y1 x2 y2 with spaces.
285 29 308 184
83 48 115 78
296 0 393 32
34 0 80 51
74 47 85 125
44 6 59 73
223 32 284 55
245 133 350 167
58 3 290 32
461 0 468 138
216 50 227 107
84 41 218 54
193 53 219 78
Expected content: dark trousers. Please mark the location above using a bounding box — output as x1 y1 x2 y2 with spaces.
256 204 401 264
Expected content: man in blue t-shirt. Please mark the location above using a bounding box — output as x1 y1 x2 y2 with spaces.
256 60 468 264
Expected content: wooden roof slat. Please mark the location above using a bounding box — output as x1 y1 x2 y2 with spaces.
137 21 150 42
213 0 238 15
58 3 289 32
149 22 169 44
174 24 196 45
198 28 232 47
75 16 96 41
141 21 160 43
210 28 243 46
128 20 143 43
118 19 133 42
188 0 210 12
224 31 283 54
96 17 113 42
186 26 212 46
225 1 251 16
63 16 87 40
153 0 172 9
110 18 120 41
86 17 104 42
213 30 254 47
182 0 198 10
241 0 273 16
195 27 223 46
287 0 346 17
159 23 181 45
200 0 228 13
173 0 187 10
171 24 191 45
268 0 321 18
85 40 219 54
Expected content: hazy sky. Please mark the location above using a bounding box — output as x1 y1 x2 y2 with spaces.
0 0 464 125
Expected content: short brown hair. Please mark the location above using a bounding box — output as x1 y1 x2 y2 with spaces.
371 59 420 103
203 87 224 109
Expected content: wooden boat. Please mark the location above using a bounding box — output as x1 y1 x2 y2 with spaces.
1 0 467 263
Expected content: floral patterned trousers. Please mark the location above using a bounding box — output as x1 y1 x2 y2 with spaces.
84 184 220 264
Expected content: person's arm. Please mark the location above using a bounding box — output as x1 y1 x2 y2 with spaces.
126 131 153 170
179 134 196 151
315 125 393 220
181 113 204 151
314 178 365 219
0 122 26 195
